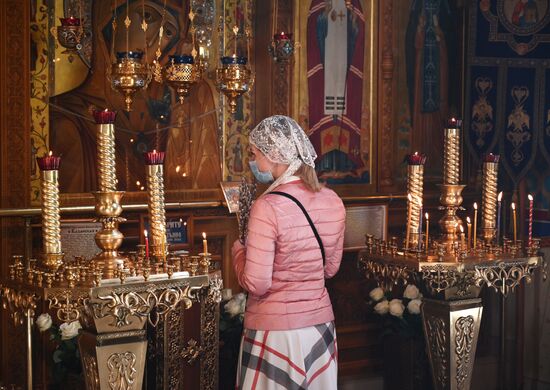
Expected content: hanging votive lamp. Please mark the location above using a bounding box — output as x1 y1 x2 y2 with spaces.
163 11 202 104
216 26 254 113
268 32 295 66
164 55 202 104
110 51 152 111
50 16 84 56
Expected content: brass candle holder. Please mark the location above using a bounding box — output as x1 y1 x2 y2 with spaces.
92 191 126 277
438 184 466 253
443 119 461 185
481 154 499 244
37 153 64 271
406 153 426 247
93 110 117 192
144 151 167 259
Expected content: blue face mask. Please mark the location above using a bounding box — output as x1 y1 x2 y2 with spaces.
249 161 274 183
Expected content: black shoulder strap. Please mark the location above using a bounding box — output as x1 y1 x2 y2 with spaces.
270 191 326 264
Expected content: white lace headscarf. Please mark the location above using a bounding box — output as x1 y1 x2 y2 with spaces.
249 115 317 194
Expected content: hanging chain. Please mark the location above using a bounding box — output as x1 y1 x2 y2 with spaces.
124 0 131 57
141 0 149 64
153 0 168 82
111 0 117 63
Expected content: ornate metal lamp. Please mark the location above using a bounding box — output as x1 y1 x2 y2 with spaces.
268 32 295 65
216 26 254 113
110 51 152 111
162 11 202 104
51 17 84 55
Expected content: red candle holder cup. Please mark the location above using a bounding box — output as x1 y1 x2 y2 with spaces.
406 153 427 165
483 153 500 163
92 109 117 124
59 17 81 27
446 118 463 128
274 32 292 41
144 151 166 165
37 154 61 171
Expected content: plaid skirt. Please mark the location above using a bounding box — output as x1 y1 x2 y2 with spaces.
235 322 338 390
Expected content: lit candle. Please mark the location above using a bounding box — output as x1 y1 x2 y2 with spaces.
528 194 534 247
144 229 149 258
511 202 517 243
202 232 208 254
466 216 472 249
405 194 413 250
425 212 429 254
473 202 478 249
418 198 423 250
497 191 503 245
460 225 465 248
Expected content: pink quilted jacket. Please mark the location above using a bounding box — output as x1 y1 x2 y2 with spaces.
232 180 346 330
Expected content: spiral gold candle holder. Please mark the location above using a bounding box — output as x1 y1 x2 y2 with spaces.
443 119 461 185
406 153 426 247
37 154 64 271
481 154 499 244
145 151 167 258
93 110 117 192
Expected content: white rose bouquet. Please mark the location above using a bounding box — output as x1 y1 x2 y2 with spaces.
36 313 82 384
368 284 423 339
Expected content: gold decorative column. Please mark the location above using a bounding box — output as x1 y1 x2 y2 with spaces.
93 109 117 192
36 152 64 271
481 154 499 244
439 119 464 252
145 150 167 258
92 108 125 278
443 118 461 185
406 153 426 248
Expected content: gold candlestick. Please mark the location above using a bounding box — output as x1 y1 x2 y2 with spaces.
92 191 126 277
512 202 517 243
467 216 472 249
443 119 461 185
425 213 429 254
481 154 499 244
438 184 466 253
145 151 167 258
406 153 426 247
37 153 64 271
93 110 117 192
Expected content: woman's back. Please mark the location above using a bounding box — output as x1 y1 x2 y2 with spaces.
233 180 345 331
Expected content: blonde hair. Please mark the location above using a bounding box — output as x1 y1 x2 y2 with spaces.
295 164 323 192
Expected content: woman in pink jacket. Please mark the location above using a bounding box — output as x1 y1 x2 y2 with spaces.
232 115 346 389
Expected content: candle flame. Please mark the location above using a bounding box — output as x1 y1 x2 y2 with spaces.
153 149 156 153
407 193 412 201
425 212 429 220
473 202 478 210
176 165 181 173
143 229 148 237
528 194 534 201
136 180 140 186
460 225 464 233
202 232 207 239
498 191 503 201
104 108 108 112
511 202 516 210
48 150 53 156
467 216 471 224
